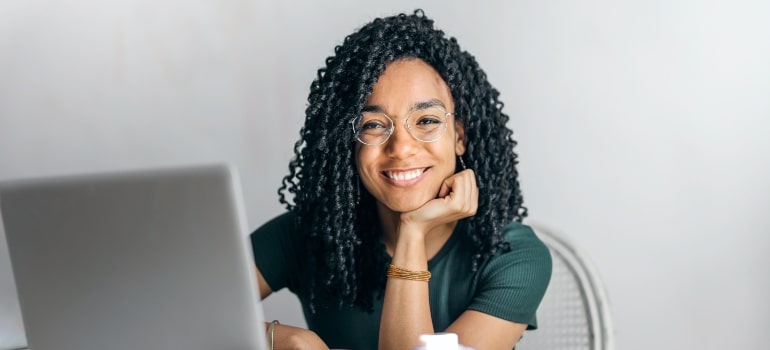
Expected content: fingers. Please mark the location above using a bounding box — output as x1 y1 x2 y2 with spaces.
437 180 452 198
437 169 478 218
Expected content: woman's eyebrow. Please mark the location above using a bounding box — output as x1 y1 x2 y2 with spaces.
361 99 446 114
361 105 384 113
411 99 446 111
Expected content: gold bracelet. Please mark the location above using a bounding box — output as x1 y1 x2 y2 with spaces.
268 320 279 350
387 263 431 282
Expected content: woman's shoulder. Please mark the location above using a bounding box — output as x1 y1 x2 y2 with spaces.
250 210 307 293
500 221 550 253
251 210 299 236
482 220 552 280
467 220 553 328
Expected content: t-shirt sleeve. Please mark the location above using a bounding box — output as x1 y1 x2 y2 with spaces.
249 211 303 293
467 222 552 329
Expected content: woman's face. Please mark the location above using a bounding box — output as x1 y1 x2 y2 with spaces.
355 58 465 213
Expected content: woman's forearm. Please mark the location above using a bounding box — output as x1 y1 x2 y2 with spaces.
378 228 434 350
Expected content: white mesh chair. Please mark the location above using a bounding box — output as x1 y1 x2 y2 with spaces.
516 225 615 350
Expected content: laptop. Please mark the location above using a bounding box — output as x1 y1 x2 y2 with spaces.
0 164 267 350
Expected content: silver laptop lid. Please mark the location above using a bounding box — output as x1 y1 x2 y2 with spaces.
0 164 266 350
0 212 26 350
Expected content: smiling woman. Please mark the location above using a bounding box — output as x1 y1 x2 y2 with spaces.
249 10 552 350
356 59 464 215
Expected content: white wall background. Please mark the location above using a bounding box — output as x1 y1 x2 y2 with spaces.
1 1 768 349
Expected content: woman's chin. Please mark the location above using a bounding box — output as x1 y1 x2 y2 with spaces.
380 196 433 214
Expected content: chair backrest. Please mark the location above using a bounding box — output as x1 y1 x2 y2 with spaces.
516 225 614 350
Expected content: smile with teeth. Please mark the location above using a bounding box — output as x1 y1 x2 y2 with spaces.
384 168 426 181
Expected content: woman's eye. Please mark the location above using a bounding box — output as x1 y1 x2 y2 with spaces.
415 116 442 125
361 121 386 130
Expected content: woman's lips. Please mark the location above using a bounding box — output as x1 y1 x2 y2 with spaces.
381 167 429 187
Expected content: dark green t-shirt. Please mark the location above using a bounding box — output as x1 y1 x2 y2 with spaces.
250 211 551 350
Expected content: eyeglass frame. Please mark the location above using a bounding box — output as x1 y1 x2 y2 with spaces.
349 107 456 146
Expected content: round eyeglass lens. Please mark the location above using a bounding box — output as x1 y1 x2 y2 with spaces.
352 107 450 145
406 107 448 142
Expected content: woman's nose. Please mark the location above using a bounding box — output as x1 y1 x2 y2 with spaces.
383 121 418 158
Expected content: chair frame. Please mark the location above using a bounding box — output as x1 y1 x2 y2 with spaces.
528 223 616 350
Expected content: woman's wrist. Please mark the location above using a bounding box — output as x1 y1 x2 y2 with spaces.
392 230 428 271
267 320 280 350
267 323 329 350
396 217 433 245
387 263 431 282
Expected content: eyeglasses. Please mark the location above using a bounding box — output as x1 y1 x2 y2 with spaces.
350 106 453 146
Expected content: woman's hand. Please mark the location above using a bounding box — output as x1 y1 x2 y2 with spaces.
399 169 478 235
271 323 329 350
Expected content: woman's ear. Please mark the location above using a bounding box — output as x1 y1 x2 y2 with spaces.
454 120 466 156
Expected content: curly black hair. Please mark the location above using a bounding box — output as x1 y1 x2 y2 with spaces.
277 9 526 312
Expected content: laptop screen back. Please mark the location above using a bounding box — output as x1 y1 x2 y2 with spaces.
0 165 267 350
